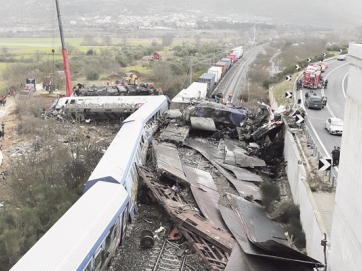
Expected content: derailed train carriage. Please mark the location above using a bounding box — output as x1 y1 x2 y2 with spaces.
11 95 169 271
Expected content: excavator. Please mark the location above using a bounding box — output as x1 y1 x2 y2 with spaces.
123 72 138 85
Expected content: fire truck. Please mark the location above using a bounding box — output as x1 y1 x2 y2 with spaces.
303 64 323 89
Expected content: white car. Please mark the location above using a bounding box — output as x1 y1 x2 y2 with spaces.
337 55 347 61
325 117 343 135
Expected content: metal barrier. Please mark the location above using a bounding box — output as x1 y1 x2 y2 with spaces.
302 119 338 187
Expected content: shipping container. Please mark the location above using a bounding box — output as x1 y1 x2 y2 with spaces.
171 82 208 109
208 66 222 83
229 53 238 62
198 73 216 94
226 54 237 64
221 58 231 69
215 62 227 76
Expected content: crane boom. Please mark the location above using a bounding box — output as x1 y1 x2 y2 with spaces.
55 0 72 97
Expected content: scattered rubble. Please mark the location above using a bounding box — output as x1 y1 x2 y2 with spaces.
110 100 325 270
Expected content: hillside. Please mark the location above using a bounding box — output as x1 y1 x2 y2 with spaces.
0 0 361 28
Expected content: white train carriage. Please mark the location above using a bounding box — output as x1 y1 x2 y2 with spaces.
83 95 169 220
11 182 130 271
83 121 147 220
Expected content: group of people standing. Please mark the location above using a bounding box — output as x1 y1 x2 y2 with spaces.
332 146 341 166
296 79 303 90
0 96 6 106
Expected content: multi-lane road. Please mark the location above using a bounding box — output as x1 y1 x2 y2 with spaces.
299 59 349 175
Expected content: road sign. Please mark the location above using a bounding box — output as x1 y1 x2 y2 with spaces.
296 114 304 124
318 158 331 171
286 75 292 81
307 58 312 63
285 91 293 98
295 64 300 70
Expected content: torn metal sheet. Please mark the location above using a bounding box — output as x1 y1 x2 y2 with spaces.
190 117 216 131
184 102 248 127
224 139 266 168
152 142 188 185
137 165 235 254
251 123 283 141
217 163 263 183
211 161 262 202
183 165 229 231
185 139 225 165
158 123 190 145
229 194 323 266
219 205 322 270
225 243 282 271
181 230 229 271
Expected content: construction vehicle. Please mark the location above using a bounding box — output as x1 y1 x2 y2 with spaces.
303 64 322 89
43 75 56 93
19 79 37 98
123 72 138 85
142 52 162 61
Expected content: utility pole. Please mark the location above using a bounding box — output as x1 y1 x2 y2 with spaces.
190 55 193 85
253 16 256 46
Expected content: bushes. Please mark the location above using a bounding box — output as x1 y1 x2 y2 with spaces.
260 182 280 211
86 70 100 81
271 202 306 249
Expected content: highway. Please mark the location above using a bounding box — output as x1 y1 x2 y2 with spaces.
299 59 349 177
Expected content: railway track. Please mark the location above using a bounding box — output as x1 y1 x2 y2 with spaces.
211 45 264 105
147 239 192 271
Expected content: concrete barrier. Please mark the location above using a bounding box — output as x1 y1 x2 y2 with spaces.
284 130 327 263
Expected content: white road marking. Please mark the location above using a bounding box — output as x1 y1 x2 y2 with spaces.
300 61 348 169
342 72 348 98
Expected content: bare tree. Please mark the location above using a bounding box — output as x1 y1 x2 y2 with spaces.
194 34 201 44
151 62 176 92
162 33 173 46
81 34 99 46
102 35 112 46
33 50 43 62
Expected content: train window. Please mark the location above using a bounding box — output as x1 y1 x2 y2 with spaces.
94 250 103 270
83 260 92 271
70 99 76 104
105 224 115 252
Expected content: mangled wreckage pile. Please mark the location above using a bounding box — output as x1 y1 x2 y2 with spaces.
125 100 323 271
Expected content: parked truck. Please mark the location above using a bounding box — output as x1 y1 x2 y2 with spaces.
198 73 216 94
303 64 322 89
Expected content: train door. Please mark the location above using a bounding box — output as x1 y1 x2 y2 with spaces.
93 245 103 271
139 132 149 165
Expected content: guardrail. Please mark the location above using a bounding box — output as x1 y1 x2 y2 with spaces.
292 57 338 187
302 119 338 187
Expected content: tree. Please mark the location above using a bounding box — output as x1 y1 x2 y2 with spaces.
194 34 201 44
102 35 112 46
81 34 99 46
151 62 176 93
33 50 43 62
162 33 173 46
87 70 99 80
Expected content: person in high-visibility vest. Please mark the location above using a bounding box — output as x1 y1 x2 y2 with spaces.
228 92 233 102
